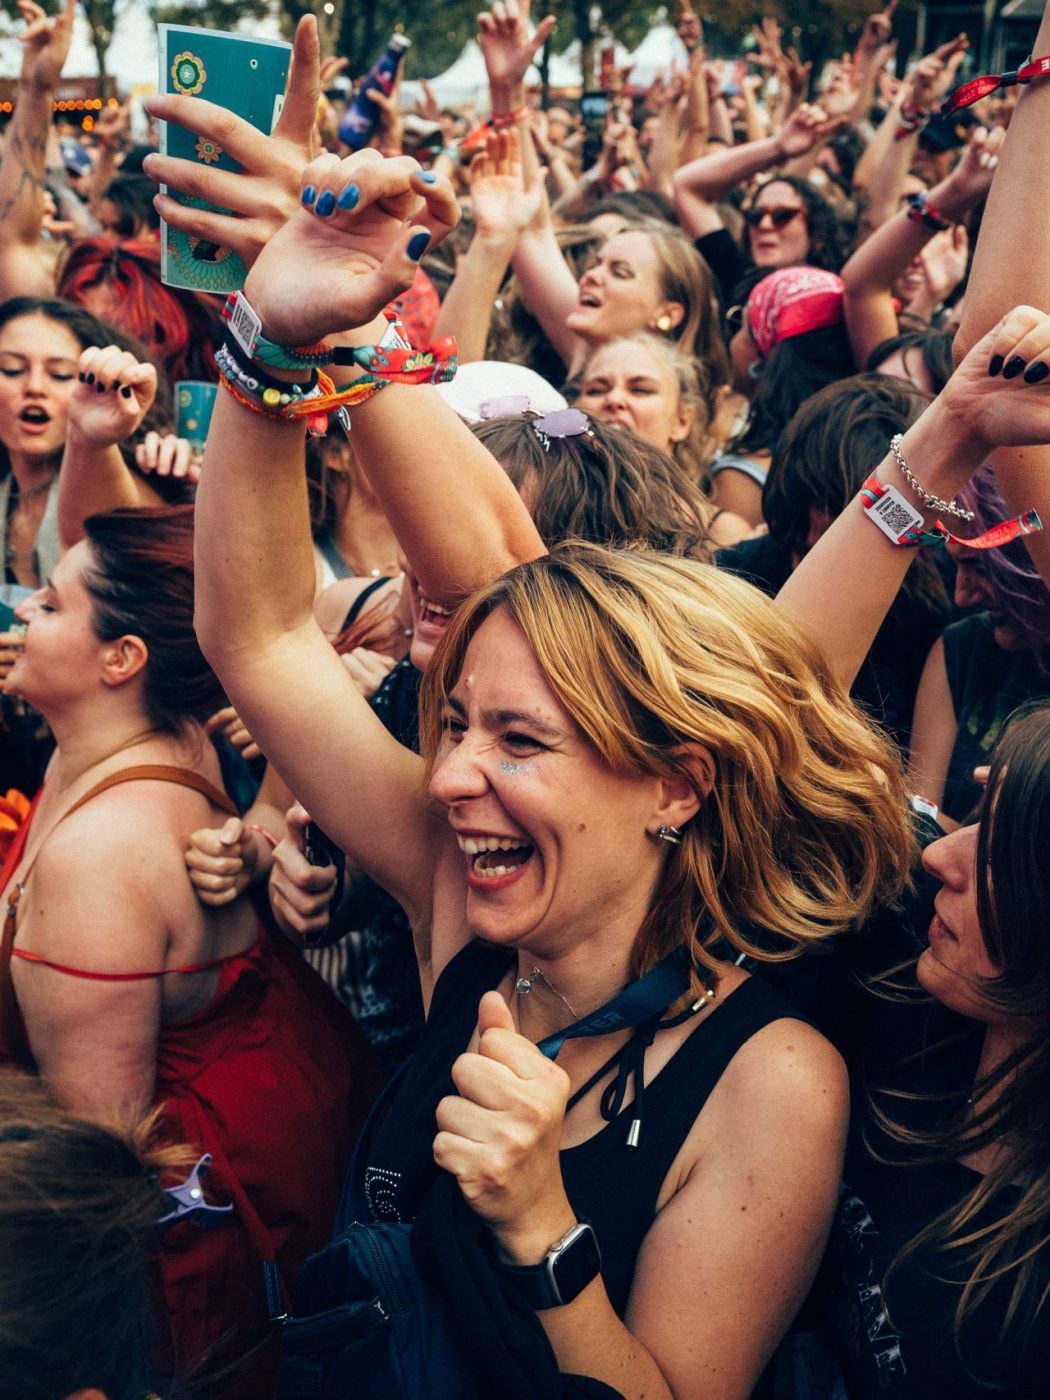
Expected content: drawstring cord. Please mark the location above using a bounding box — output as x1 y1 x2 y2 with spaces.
565 991 713 1150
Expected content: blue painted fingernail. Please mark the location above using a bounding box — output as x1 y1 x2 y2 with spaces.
336 182 360 209
301 185 316 207
1003 355 1026 380
122 385 133 398
315 191 336 217
86 372 95 384
1024 360 1049 384
407 231 430 261
987 354 1004 377
419 171 437 184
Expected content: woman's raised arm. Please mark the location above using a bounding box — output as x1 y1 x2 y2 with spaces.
193 148 461 927
0 0 76 301
56 346 166 551
840 125 1001 367
778 309 1050 689
147 25 543 610
955 0 1050 589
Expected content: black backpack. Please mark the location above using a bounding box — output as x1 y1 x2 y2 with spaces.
279 1071 621 1400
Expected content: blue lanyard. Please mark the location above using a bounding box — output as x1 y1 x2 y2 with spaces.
535 948 692 1060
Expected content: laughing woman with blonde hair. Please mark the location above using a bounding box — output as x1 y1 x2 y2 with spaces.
184 131 909 1398
167 20 1050 1391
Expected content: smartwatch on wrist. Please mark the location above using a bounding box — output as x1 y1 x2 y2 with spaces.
491 1220 602 1309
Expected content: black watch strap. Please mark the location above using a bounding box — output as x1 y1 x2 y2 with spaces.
492 1221 602 1309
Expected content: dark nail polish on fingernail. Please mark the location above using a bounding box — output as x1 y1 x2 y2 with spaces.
336 182 360 209
301 185 316 206
78 372 86 382
122 385 133 398
96 382 105 393
315 191 336 217
1003 355 1026 380
407 231 430 261
1024 360 1050 384
419 171 437 184
987 355 1004 376
86 372 95 384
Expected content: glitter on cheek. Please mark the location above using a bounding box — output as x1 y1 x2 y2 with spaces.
500 760 537 777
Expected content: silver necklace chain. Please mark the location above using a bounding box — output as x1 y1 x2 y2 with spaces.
514 966 580 1020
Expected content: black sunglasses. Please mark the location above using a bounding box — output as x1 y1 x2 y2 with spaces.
742 205 806 230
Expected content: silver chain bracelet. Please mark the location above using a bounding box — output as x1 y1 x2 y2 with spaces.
889 434 975 522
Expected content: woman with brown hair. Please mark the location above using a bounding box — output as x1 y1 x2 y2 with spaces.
0 345 378 1399
0 1075 184 1400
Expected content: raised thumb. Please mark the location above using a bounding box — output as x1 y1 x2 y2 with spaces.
477 989 516 1037
220 817 244 847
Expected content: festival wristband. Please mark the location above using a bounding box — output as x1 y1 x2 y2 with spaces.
860 472 1042 549
943 52 1050 115
224 293 458 389
905 190 951 232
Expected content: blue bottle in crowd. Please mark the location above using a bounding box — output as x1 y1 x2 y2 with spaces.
339 33 412 149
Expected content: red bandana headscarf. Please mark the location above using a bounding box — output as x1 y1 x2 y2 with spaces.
746 266 845 360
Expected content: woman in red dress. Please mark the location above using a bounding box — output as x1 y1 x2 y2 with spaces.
0 485 379 1398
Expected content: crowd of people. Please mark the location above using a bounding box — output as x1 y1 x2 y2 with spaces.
2 0 1050 1396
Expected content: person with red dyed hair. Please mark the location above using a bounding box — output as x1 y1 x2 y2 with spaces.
57 238 223 385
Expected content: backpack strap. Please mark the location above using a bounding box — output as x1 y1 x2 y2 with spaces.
335 1060 411 1234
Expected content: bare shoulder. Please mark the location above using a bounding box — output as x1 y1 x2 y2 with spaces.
34 781 204 893
713 1012 849 1144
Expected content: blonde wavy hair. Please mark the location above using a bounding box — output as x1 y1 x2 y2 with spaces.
419 541 914 982
581 332 720 489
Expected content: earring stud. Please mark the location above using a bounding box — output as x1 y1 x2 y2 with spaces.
655 315 673 332
656 824 683 846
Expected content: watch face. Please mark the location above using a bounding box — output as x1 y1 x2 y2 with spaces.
550 1225 602 1304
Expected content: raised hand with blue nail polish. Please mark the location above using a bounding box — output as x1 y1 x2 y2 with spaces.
239 148 460 347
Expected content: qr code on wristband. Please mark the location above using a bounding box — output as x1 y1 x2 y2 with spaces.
870 488 922 540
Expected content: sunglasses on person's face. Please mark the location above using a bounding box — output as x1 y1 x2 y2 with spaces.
742 205 806 230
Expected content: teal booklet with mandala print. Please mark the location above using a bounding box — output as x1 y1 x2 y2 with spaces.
157 26 291 293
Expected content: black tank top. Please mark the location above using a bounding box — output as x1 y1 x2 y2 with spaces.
366 940 800 1316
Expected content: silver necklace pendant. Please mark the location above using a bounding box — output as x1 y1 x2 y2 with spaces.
515 974 535 996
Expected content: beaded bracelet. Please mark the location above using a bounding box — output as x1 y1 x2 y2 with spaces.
216 341 332 433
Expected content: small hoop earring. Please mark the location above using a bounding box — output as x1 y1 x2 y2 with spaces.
747 360 763 380
656 824 683 846
655 316 673 332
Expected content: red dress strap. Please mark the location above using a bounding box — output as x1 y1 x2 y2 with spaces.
9 947 251 981
0 766 240 1067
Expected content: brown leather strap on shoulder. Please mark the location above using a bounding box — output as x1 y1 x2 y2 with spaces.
64 764 238 821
